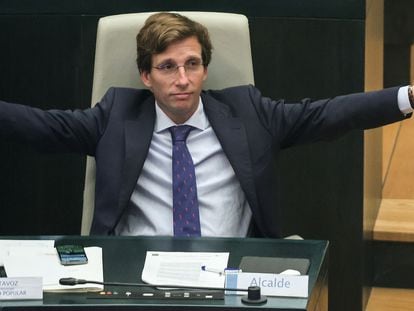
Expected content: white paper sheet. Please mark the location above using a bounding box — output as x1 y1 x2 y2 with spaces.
0 240 55 266
141 251 229 288
3 244 103 292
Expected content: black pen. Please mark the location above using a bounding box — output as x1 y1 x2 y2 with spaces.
201 265 224 276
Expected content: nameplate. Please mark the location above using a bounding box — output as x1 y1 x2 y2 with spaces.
0 277 43 300
225 272 308 298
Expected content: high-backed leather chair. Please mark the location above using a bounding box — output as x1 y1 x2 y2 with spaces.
82 12 255 234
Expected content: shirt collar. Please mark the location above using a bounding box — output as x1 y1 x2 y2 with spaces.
154 97 209 133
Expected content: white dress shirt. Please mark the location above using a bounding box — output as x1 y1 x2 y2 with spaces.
398 86 413 115
115 98 252 237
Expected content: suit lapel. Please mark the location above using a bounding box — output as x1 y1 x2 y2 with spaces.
202 93 259 211
117 96 155 218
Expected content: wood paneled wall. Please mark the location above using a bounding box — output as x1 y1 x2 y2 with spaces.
0 1 379 310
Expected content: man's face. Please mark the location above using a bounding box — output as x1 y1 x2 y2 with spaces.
140 36 208 124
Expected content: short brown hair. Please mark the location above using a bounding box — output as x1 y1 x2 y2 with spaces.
136 12 213 73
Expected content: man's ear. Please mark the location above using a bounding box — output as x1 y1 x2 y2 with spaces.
202 66 208 81
140 70 152 88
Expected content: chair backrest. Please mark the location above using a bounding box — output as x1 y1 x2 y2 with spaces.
81 11 255 235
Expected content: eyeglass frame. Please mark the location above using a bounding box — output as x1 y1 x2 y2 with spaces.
152 58 205 76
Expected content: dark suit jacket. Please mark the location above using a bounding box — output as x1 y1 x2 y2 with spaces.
0 85 407 236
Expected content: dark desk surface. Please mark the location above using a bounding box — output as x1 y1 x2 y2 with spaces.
1 236 328 310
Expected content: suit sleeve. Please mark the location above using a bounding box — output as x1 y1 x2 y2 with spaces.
0 88 116 155
248 86 408 148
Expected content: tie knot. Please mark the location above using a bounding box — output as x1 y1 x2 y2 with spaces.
169 125 194 143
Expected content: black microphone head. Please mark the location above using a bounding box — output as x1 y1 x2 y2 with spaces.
59 277 80 286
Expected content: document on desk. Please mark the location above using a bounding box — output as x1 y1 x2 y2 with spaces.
2 242 103 292
142 251 229 288
0 240 55 266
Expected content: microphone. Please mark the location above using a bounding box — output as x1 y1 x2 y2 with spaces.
59 278 88 285
60 277 241 291
60 277 150 287
59 277 267 304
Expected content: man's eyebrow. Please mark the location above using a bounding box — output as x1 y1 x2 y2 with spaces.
186 56 202 61
156 55 202 64
156 58 174 65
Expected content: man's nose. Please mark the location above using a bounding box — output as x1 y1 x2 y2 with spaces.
175 66 190 84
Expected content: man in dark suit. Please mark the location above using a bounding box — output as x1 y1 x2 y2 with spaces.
0 12 413 237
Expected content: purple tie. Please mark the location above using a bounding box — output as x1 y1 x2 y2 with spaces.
169 125 201 237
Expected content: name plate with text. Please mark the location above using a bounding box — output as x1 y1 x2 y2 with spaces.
0 277 43 300
225 272 308 298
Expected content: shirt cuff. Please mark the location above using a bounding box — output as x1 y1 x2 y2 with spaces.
398 85 412 115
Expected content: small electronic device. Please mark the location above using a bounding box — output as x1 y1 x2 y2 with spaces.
56 245 88 266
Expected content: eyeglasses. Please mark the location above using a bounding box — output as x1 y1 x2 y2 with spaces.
152 59 204 76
